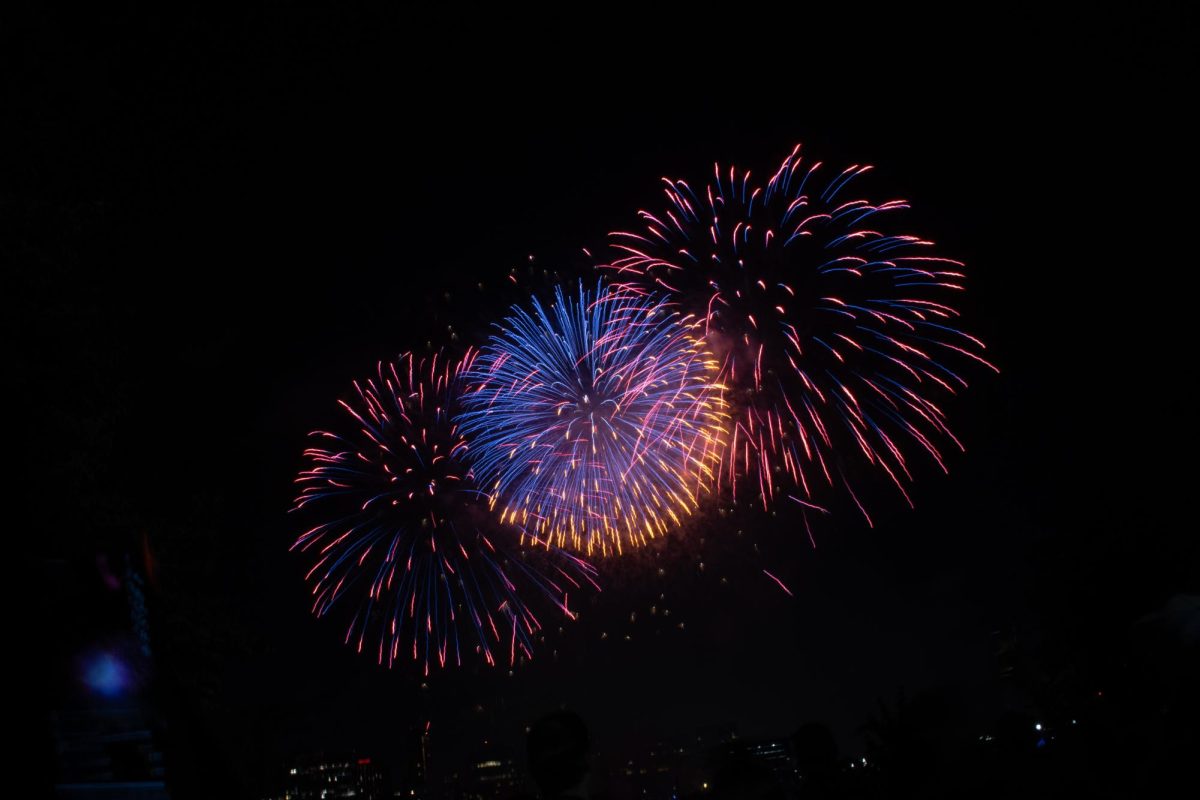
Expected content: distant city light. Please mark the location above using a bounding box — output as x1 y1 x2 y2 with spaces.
1035 723 1043 731
82 652 131 696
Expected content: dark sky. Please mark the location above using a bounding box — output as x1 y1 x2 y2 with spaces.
16 6 1195 797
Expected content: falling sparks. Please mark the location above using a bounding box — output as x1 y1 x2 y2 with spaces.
291 351 598 673
601 143 995 528
456 282 729 557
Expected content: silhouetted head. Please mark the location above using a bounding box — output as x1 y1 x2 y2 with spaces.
527 710 589 797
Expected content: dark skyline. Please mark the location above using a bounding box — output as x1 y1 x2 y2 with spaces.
17 7 1195 798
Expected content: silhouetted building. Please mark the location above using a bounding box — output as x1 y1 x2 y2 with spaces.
448 744 525 800
622 740 689 800
709 738 799 799
52 708 168 799
50 553 168 799
395 723 432 799
280 754 384 800
738 739 797 783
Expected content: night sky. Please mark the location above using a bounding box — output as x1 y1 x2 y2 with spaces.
17 7 1195 797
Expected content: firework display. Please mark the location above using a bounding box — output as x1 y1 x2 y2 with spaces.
600 144 995 527
456 283 728 557
291 142 992 669
291 351 598 674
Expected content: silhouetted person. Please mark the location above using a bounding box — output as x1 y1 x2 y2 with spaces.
527 710 590 799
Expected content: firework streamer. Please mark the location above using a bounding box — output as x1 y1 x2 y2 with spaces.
601 144 996 536
457 282 729 556
291 351 598 674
